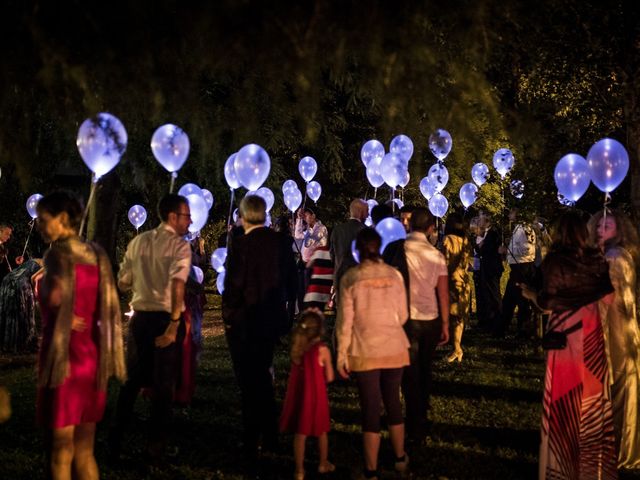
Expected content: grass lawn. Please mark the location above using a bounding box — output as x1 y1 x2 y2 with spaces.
1 294 639 479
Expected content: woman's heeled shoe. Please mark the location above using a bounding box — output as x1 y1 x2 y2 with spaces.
446 350 463 363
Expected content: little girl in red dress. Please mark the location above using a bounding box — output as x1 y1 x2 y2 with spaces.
280 309 335 479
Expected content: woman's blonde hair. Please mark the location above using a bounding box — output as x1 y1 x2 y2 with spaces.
290 309 326 365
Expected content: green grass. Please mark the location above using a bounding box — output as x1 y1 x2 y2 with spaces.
1 294 639 479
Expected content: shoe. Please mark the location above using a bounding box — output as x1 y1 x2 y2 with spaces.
294 470 305 480
395 453 409 474
318 461 335 474
446 350 463 363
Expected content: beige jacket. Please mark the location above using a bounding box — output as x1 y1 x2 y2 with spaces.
336 259 409 371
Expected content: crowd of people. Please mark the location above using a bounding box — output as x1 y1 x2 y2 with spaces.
0 190 639 479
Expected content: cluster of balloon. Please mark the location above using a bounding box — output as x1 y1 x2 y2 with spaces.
492 148 515 179
283 179 303 213
375 217 406 253
76 112 128 237
22 193 43 258
428 193 449 218
587 138 629 197
510 179 525 199
151 124 190 192
459 183 478 209
362 135 413 199
127 205 147 232
178 183 209 235
471 163 490 187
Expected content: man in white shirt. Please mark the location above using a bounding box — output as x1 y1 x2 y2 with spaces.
109 194 192 462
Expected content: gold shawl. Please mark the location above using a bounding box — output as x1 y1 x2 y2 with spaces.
38 237 126 389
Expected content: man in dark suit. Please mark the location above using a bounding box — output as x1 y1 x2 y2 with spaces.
222 194 297 467
476 215 504 332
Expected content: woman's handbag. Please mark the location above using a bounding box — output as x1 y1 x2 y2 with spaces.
542 320 582 350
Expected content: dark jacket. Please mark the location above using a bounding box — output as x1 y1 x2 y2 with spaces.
478 227 504 277
382 239 410 306
330 219 365 287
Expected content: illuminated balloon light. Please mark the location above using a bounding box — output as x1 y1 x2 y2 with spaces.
26 193 43 219
186 193 208 233
586 138 629 193
282 179 298 195
366 156 384 188
211 247 227 273
202 189 214 210
428 163 449 193
351 239 360 263
380 153 406 188
364 216 373 227
554 153 590 202
492 148 515 179
234 144 271 191
77 113 127 179
151 124 190 173
399 170 410 188
178 183 202 198
224 153 241 190
216 271 226 294
298 156 318 182
232 208 239 223
256 187 275 212
428 193 449 218
557 192 575 207
192 266 204 284
419 176 436 201
361 140 385 168
510 180 525 199
366 199 378 214
389 135 414 163
459 183 478 209
284 188 302 212
471 163 490 186
428 129 453 161
306 181 322 203
128 205 147 229
375 217 406 253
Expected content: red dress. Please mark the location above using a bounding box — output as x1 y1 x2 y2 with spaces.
279 342 330 436
37 264 107 428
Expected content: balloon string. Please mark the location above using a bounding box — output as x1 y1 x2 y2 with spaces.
227 189 235 229
21 219 36 258
501 181 505 246
169 172 178 193
302 188 307 211
374 187 377 199
603 192 611 226
79 176 98 239
4 255 11 273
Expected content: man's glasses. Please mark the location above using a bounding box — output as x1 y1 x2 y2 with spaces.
176 213 191 218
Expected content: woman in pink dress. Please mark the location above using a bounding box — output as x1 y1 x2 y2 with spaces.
36 191 125 480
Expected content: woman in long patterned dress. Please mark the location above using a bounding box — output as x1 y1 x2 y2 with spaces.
522 211 617 479
589 209 640 469
36 192 125 480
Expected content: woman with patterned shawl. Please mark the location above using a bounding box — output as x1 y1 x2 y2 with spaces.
589 209 640 469
522 211 617 479
35 191 125 480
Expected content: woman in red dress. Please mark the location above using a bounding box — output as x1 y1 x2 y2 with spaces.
36 192 125 480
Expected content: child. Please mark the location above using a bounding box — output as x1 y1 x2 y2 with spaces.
280 309 335 479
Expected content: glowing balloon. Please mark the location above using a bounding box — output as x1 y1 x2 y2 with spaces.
428 129 453 161
306 181 322 203
558 192 575 206
366 156 385 188
459 183 478 209
298 156 318 182
232 208 239 223
128 204 147 229
192 266 204 284
399 170 410 188
393 198 404 209
364 216 373 227
284 188 302 212
375 217 406 253
26 193 43 219
380 153 406 188
428 193 448 218
211 247 227 273
361 140 385 168
428 163 449 192
366 199 378 214
282 179 298 195
471 163 490 186
234 144 270 191
419 176 437 201
510 180 524 199
554 153 590 202
202 189 214 210
224 153 240 190
186 193 208 233
151 124 190 173
255 187 275 212
351 239 360 263
587 138 629 193
389 135 414 162
178 183 202 198
77 113 127 179
493 148 515 179
216 271 225 294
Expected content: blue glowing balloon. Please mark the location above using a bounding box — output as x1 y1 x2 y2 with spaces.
192 266 204 284
361 140 385 168
364 216 373 227
185 193 208 234
210 247 227 273
399 170 410 188
419 176 437 201
554 153 590 202
202 189 214 210
178 183 202 198
366 156 385 188
216 271 225 294
306 181 322 203
510 180 524 199
234 144 270 191
26 193 43 219
255 187 275 212
77 113 127 179
380 152 406 188
428 193 448 218
493 148 515 179
351 239 360 263
366 199 378 214
471 163 490 186
151 124 190 173
284 188 303 212
393 198 404 209
232 208 239 223
298 156 318 182
459 183 478 209
128 204 147 229
428 129 453 161
557 192 575 207
587 138 629 193
224 153 240 190
375 217 407 253
428 163 449 192
390 135 414 162
282 179 298 195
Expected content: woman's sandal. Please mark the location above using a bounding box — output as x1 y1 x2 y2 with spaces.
318 461 336 474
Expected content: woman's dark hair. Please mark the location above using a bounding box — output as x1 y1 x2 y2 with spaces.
356 227 381 261
444 213 466 237
36 191 84 231
274 214 292 235
550 211 590 255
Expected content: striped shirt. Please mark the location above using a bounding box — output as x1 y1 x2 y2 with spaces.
303 246 333 304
